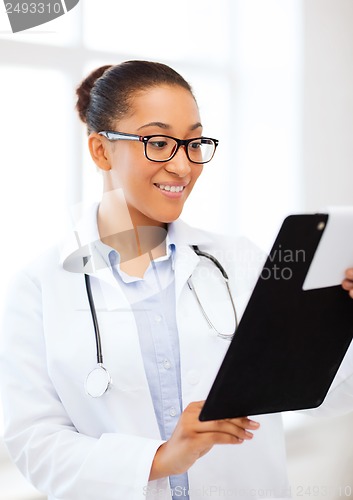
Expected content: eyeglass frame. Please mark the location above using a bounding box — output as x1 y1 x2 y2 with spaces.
98 130 219 164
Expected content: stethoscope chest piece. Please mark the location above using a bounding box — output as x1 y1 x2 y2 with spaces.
85 364 112 398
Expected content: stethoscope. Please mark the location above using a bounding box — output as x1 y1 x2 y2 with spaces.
84 246 238 398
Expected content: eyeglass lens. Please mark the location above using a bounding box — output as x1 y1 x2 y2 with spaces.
146 137 215 163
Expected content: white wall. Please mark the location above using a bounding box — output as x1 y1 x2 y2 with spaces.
302 0 353 210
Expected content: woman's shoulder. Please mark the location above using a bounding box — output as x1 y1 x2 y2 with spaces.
171 218 266 262
171 219 267 293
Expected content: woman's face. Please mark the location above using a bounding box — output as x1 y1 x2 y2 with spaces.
101 84 204 227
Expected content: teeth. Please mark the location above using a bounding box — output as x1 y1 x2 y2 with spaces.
157 184 184 193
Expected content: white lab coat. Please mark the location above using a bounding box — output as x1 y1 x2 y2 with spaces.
1 204 353 500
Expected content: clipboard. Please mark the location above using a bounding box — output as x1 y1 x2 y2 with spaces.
199 213 353 421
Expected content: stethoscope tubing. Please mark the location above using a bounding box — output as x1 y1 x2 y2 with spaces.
83 257 103 365
189 245 239 339
191 245 230 280
83 245 237 397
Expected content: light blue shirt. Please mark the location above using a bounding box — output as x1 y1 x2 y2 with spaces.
95 237 190 500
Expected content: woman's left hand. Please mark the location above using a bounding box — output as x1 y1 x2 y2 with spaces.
342 268 353 298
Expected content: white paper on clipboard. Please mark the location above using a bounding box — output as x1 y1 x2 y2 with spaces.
302 206 353 291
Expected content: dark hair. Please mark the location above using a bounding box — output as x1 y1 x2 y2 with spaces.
75 60 195 134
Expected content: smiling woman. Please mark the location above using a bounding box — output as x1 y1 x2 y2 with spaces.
78 63 203 224
1 59 353 500
0 60 256 500
92 90 204 228
0 60 262 500
79 63 210 278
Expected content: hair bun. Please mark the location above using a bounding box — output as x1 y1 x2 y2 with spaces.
75 65 112 124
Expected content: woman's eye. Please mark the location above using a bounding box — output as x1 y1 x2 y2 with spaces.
149 140 168 149
190 141 202 150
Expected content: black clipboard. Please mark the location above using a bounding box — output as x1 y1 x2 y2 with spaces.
199 214 353 421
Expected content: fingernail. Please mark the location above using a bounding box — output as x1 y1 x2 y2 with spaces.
245 431 253 439
248 420 260 428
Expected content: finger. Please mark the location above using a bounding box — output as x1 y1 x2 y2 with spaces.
197 420 255 440
197 416 260 434
342 279 353 291
344 269 353 280
186 401 205 412
342 282 353 299
207 431 245 445
226 417 260 429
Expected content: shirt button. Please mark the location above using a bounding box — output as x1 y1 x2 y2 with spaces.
155 314 162 323
169 407 177 417
163 359 171 370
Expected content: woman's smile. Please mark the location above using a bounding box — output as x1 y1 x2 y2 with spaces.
153 182 188 198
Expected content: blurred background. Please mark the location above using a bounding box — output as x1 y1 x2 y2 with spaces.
0 0 352 498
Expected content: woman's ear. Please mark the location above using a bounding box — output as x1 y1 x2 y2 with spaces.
88 133 112 171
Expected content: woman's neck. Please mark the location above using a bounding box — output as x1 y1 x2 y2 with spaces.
97 189 168 276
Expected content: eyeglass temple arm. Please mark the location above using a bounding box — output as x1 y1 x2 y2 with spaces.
98 131 140 141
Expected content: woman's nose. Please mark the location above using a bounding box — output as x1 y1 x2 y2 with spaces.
165 146 192 176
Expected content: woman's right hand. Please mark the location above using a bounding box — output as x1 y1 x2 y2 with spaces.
149 400 260 480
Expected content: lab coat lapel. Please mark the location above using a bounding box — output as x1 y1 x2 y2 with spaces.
174 245 200 303
168 219 212 303
60 202 130 293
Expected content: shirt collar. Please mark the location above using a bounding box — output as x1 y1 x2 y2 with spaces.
95 229 176 276
60 202 212 274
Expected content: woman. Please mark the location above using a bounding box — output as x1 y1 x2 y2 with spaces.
1 61 353 500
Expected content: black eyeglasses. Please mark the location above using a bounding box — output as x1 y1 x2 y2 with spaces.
98 131 219 164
